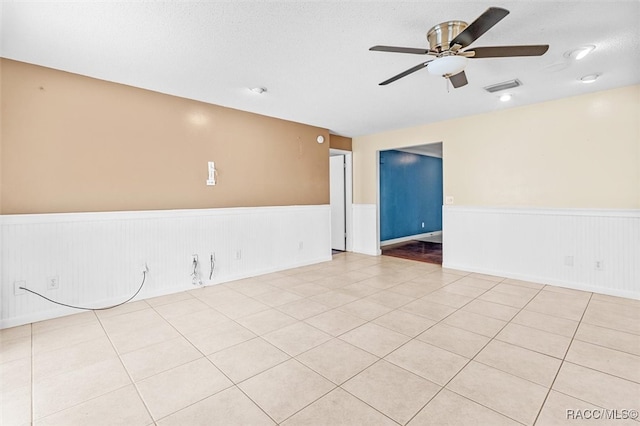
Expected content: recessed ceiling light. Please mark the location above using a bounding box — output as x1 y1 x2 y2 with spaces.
499 94 512 102
580 73 600 83
564 45 596 61
249 87 267 94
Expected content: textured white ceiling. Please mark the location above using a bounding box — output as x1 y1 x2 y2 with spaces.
2 1 639 137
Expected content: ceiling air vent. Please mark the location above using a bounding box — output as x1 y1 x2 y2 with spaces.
483 79 522 93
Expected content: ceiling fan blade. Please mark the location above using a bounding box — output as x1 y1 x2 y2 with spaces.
370 45 431 55
467 45 549 58
379 61 431 85
450 7 510 48
449 71 468 88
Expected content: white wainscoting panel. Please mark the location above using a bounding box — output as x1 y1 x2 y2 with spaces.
352 204 379 256
1 205 331 328
443 206 640 299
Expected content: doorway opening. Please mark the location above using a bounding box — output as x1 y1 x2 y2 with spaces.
378 142 443 265
329 149 353 254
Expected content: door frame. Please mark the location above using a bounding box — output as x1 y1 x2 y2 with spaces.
329 149 353 252
376 142 444 256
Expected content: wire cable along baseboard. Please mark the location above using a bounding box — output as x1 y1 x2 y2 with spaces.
19 271 147 311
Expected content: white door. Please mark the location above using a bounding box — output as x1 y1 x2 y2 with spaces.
330 155 346 251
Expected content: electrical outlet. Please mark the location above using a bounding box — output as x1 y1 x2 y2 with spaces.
421 222 425 228
564 256 574 267
594 260 604 271
142 262 149 273
192 254 198 263
298 241 304 250
235 250 242 260
14 280 26 296
47 276 59 290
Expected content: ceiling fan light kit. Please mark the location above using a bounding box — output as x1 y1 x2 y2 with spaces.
370 7 549 89
427 55 468 76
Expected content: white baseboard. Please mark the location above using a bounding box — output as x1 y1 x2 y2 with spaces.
443 262 639 300
381 231 442 247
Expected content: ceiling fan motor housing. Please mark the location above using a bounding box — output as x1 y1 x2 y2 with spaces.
427 21 468 52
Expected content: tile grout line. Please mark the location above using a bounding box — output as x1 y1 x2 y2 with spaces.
558 359 640 386
443 283 550 420
219 261 461 425
170 269 593 424
203 265 393 424
145 298 265 423
569 337 640 361
266 271 506 425
549 382 636 412
237 265 433 358
30 311 132 423
263 363 339 425
401 277 533 426
576 318 640 340
94 308 156 424
296 384 402 426
283 272 502 426
530 292 594 425
407 276 588 424
145 290 291 424
372 275 496 365
465 289 592 362
359 273 546 425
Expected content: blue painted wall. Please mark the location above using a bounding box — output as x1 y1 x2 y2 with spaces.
380 150 443 241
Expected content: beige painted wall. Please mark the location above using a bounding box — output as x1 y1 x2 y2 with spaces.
1 59 330 214
353 85 640 209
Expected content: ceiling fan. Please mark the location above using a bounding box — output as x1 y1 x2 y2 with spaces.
370 7 549 88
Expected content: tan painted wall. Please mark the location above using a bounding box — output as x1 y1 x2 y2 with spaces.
353 85 640 209
330 134 352 151
0 59 329 214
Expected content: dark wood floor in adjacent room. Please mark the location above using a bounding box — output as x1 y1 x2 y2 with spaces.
381 240 443 265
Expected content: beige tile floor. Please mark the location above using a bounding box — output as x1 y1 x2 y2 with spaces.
1 252 639 425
